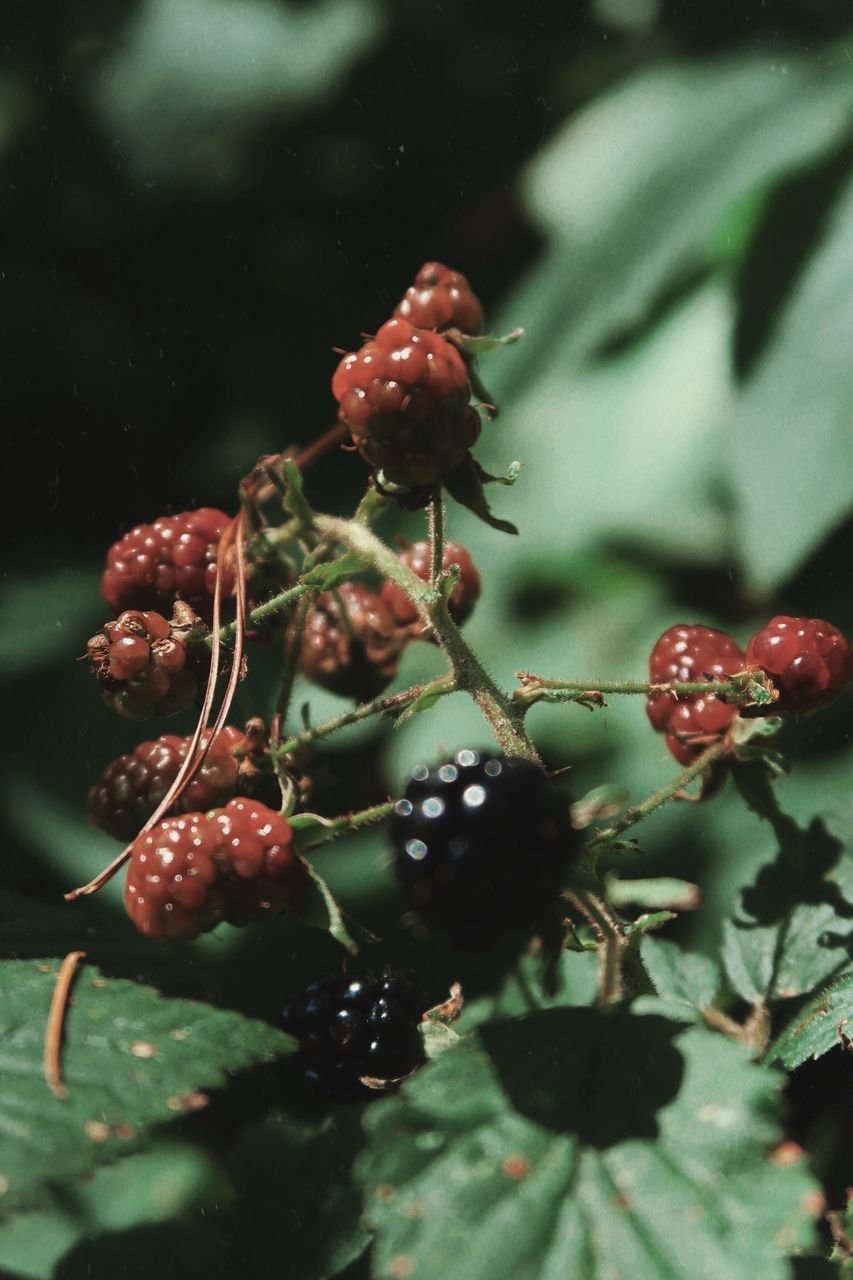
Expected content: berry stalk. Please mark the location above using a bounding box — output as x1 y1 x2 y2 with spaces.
312 515 540 764
515 672 772 711
592 738 730 848
295 799 397 850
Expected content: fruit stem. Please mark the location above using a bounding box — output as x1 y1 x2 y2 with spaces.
274 673 456 757
298 799 397 850
515 672 770 711
592 739 730 846
313 515 541 764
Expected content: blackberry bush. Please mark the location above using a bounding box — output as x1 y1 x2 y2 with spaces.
46 258 853 1280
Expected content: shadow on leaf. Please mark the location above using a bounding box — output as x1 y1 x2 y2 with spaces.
480 1007 683 1148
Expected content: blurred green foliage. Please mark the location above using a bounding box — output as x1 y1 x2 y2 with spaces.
4 0 853 1275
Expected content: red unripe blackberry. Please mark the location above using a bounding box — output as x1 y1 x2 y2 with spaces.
391 750 577 949
380 540 481 634
646 625 745 763
87 608 200 720
394 262 483 334
280 969 428 1102
87 724 280 841
124 799 305 941
102 508 234 622
332 318 480 494
746 615 850 711
296 583 407 701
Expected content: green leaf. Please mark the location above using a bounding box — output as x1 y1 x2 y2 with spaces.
635 937 721 1025
721 810 853 1007
357 1013 820 1280
0 958 293 1217
0 1139 226 1280
230 1107 370 1280
729 172 853 591
91 0 384 187
511 53 853 372
766 972 853 1071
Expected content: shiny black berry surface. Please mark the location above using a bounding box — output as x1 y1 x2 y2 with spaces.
280 969 428 1103
391 750 576 947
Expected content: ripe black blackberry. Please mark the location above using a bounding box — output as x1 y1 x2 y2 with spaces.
281 970 428 1102
391 750 576 948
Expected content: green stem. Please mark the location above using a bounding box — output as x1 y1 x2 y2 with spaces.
208 581 315 644
313 515 540 763
563 884 627 1005
515 675 757 711
275 673 456 757
429 493 445 584
593 739 729 845
299 799 396 850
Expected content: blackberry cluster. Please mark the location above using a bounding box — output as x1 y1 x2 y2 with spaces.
281 969 428 1102
86 607 200 720
646 625 745 764
331 317 480 497
380 540 481 635
746 615 851 711
394 262 483 334
124 799 305 941
296 582 406 701
102 508 234 622
391 750 576 948
87 724 278 841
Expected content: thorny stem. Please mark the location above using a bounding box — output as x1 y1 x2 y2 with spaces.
275 674 456 757
313 515 541 764
515 672 770 711
593 738 730 846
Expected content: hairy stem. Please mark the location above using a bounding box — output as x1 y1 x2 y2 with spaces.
593 739 729 846
515 673 767 711
299 799 396 850
275 673 456 757
429 492 445 584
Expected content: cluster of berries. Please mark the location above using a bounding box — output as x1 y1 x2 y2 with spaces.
331 263 486 507
93 507 481 708
647 615 851 763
